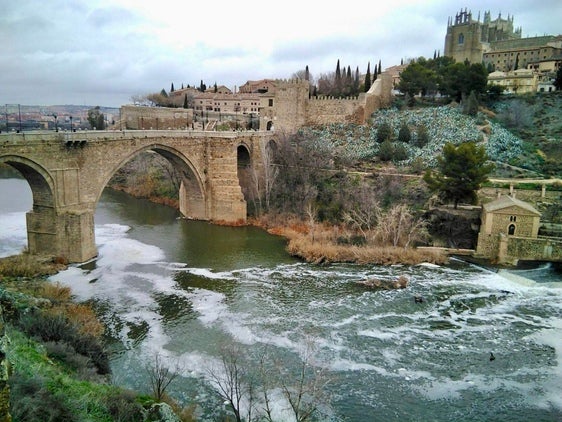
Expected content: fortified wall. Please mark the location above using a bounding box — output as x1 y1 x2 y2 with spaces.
120 73 393 134
121 105 193 130
270 73 393 133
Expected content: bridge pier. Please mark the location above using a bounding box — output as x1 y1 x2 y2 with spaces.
26 206 96 263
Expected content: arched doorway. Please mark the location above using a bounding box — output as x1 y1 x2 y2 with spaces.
508 224 516 235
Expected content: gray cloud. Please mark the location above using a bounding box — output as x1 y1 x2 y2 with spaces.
1 1 560 107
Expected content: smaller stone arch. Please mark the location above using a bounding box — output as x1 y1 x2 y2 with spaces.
0 155 55 210
237 144 251 169
97 144 208 220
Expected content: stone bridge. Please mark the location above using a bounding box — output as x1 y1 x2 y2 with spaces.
0 129 273 262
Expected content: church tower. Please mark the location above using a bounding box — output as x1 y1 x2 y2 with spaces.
444 8 484 64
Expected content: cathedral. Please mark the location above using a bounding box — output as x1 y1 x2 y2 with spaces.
444 8 561 72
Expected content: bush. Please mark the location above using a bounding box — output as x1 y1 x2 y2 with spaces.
105 390 145 422
379 140 394 161
9 374 78 422
376 121 393 143
18 310 111 375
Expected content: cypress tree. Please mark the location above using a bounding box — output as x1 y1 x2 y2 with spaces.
364 62 372 92
378 59 382 74
183 94 188 109
335 59 342 96
170 83 175 92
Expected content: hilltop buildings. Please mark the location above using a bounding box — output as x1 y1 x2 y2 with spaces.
444 8 561 94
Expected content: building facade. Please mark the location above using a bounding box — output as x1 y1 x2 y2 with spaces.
444 8 561 73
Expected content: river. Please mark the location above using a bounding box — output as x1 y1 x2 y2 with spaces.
1 174 561 421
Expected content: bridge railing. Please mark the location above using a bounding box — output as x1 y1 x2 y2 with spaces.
0 128 274 143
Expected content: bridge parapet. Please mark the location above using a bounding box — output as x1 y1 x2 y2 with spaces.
1 129 272 143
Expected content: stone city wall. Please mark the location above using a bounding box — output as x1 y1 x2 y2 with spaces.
121 105 193 130
306 96 365 126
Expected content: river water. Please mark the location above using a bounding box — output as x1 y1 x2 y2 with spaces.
1 175 561 421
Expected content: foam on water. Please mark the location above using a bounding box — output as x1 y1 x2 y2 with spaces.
4 197 556 419
0 211 28 257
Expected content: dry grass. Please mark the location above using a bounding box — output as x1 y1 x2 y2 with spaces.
0 253 63 278
53 303 105 338
39 282 72 302
254 215 448 265
286 237 447 265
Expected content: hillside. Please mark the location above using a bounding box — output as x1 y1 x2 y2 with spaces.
297 92 561 178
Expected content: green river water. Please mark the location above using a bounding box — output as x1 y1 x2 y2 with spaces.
1 178 561 421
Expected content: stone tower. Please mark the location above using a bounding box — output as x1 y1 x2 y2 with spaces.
444 8 522 64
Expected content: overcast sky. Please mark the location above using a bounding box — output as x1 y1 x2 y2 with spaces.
1 0 560 107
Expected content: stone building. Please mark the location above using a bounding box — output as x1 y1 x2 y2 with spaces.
121 74 393 133
487 69 538 94
444 8 561 72
475 195 542 264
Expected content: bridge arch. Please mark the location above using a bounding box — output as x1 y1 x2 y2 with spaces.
0 155 62 257
98 144 208 220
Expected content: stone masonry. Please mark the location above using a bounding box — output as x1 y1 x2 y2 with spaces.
0 130 273 262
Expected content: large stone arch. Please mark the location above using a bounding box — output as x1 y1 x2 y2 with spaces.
97 144 208 220
0 155 55 209
0 156 67 258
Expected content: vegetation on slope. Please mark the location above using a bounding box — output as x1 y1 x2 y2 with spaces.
0 254 193 421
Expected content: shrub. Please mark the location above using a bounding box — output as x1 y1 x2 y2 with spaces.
18 309 111 375
9 374 78 422
376 121 393 143
398 122 412 143
105 390 145 422
379 140 394 161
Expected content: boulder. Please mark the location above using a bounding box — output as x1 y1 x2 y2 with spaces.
357 275 408 290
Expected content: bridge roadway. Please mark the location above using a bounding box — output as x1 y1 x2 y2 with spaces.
0 129 273 262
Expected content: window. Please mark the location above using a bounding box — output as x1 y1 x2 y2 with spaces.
268 99 274 107
458 33 465 44
508 224 516 235
510 216 517 222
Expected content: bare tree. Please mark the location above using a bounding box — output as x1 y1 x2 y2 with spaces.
278 341 332 422
261 139 279 212
206 343 256 422
145 352 182 402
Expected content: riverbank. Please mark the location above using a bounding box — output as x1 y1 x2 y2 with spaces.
0 253 193 421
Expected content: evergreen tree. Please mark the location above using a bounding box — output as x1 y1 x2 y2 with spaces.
423 142 494 208
554 67 562 90
378 59 382 74
398 121 411 143
379 139 394 161
160 88 168 97
376 121 392 143
463 90 479 116
305 65 310 81
214 82 218 93
183 94 188 109
87 106 105 130
170 83 175 92
364 62 372 92
335 59 342 96
415 124 429 148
